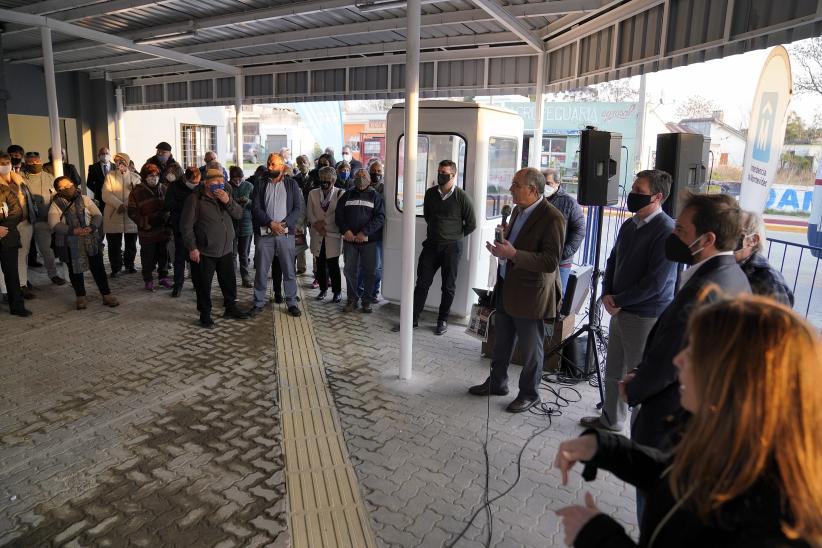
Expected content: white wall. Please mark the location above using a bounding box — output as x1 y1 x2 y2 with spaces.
709 125 746 167
122 107 228 168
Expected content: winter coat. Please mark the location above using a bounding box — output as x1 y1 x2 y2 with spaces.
739 251 794 307
0 181 23 250
575 429 811 548
128 183 171 244
250 175 303 235
227 180 254 237
307 186 344 258
146 155 184 187
165 180 197 235
547 187 585 263
23 170 55 223
334 186 385 243
102 170 140 234
180 190 242 258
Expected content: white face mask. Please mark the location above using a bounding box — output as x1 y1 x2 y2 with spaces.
100 154 111 163
0 165 11 176
166 173 177 183
545 185 557 198
342 153 352 161
185 181 198 190
146 176 160 187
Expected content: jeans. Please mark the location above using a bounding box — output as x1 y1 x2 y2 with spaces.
66 252 110 297
412 240 463 322
343 241 377 304
106 232 137 273
316 240 341 294
193 252 237 318
253 234 297 307
559 265 572 294
140 240 169 281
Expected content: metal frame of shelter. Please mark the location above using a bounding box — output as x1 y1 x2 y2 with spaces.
1 0 821 377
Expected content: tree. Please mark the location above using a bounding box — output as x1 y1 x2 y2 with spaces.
550 79 639 102
790 37 822 98
785 112 808 144
676 94 719 119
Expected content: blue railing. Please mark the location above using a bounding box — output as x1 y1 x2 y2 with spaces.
765 238 821 323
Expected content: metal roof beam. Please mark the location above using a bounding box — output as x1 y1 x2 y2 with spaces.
3 0 167 36
470 0 544 51
0 9 242 76
539 0 622 39
12 0 103 15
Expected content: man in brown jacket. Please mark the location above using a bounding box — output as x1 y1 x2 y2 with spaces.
469 167 565 413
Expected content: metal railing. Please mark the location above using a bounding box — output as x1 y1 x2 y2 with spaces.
765 238 821 323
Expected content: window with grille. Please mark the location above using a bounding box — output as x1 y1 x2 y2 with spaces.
180 124 217 168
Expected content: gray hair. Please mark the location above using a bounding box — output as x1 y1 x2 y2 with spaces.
542 168 558 186
519 167 546 197
740 210 767 253
318 166 337 181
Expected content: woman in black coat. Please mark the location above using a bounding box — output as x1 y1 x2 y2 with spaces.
554 296 822 547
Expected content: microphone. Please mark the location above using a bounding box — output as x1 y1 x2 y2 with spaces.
501 204 512 228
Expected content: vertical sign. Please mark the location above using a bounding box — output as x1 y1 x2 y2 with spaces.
739 47 792 212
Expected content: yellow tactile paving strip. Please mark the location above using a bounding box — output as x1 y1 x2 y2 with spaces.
273 294 377 548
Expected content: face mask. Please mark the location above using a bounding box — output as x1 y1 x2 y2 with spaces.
146 176 160 187
339 172 350 181
209 182 225 193
318 161 329 168
298 164 308 174
100 154 111 163
28 164 43 174
342 153 352 161
544 185 557 198
157 153 169 163
0 165 11 176
320 179 333 189
268 170 281 180
626 192 653 213
664 233 704 265
185 181 199 190
437 173 451 186
354 177 369 190
370 173 383 185
59 188 76 200
167 173 177 183
10 157 21 166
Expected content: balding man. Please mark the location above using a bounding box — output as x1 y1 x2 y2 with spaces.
469 168 565 413
199 151 228 181
249 153 303 317
87 147 115 215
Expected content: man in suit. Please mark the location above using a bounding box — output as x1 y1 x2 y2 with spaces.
623 192 751 451
469 168 565 413
87 147 115 215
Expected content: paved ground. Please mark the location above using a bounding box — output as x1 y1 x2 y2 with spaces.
1 252 637 547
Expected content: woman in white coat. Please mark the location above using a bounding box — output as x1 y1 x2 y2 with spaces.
102 152 140 277
307 166 344 302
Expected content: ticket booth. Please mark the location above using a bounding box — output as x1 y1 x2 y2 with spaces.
382 101 524 317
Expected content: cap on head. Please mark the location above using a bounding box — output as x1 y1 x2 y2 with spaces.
155 142 172 152
205 167 224 181
25 151 40 159
114 152 131 165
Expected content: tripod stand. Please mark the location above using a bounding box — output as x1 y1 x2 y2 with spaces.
546 205 609 423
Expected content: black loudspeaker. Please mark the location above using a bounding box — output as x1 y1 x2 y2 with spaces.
578 129 622 206
655 133 709 217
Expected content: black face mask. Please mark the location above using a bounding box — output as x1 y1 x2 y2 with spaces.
59 188 76 201
664 233 703 265
437 173 451 186
626 192 653 213
370 173 383 185
735 235 746 252
267 170 281 180
10 157 21 166
320 180 333 189
28 164 43 174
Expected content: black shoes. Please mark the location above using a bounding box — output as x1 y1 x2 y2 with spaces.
316 291 327 301
392 320 419 332
361 301 373 313
435 320 448 335
223 307 249 320
468 379 509 397
332 293 342 303
10 308 32 317
273 294 284 304
505 395 540 413
171 286 182 298
248 306 265 317
51 276 66 286
125 267 137 274
200 315 215 328
20 286 35 300
241 278 253 288
287 305 302 317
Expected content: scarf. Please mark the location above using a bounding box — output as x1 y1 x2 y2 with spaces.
320 186 334 211
54 195 99 273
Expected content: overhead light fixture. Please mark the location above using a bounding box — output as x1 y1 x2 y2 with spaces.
134 30 196 46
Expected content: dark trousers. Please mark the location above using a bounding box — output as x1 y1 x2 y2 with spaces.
67 252 110 297
1 247 25 313
172 233 198 290
343 241 377 303
488 278 546 399
357 243 383 297
193 252 237 318
413 240 463 322
140 240 169 281
236 234 252 281
316 240 341 293
27 233 37 264
106 233 137 272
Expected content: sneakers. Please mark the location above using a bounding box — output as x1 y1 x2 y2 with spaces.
20 286 35 300
435 320 448 336
361 301 373 313
102 294 119 307
241 278 253 288
332 292 342 303
579 416 622 432
51 276 66 286
76 296 87 310
144 280 155 291
343 300 358 313
158 277 173 289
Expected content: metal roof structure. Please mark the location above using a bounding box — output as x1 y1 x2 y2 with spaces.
2 0 822 109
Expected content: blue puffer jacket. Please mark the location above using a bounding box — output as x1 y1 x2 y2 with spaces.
335 186 385 242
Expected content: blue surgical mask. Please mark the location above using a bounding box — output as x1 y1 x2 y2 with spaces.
209 182 224 192
339 172 350 181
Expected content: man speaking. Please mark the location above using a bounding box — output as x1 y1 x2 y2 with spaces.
469 168 565 413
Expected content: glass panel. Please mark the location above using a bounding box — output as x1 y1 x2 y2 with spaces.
396 134 466 215
486 137 517 219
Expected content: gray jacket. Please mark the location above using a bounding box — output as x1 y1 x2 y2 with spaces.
180 190 242 258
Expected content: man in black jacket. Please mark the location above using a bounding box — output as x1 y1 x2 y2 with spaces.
87 147 115 215
543 169 585 291
166 167 201 297
44 148 82 188
623 193 750 450
180 168 248 328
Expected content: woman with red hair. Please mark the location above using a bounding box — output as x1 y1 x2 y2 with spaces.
128 163 172 291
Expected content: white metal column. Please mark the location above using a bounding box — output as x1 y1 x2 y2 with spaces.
41 27 63 178
115 86 126 152
399 0 421 381
235 75 244 166
529 52 546 168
